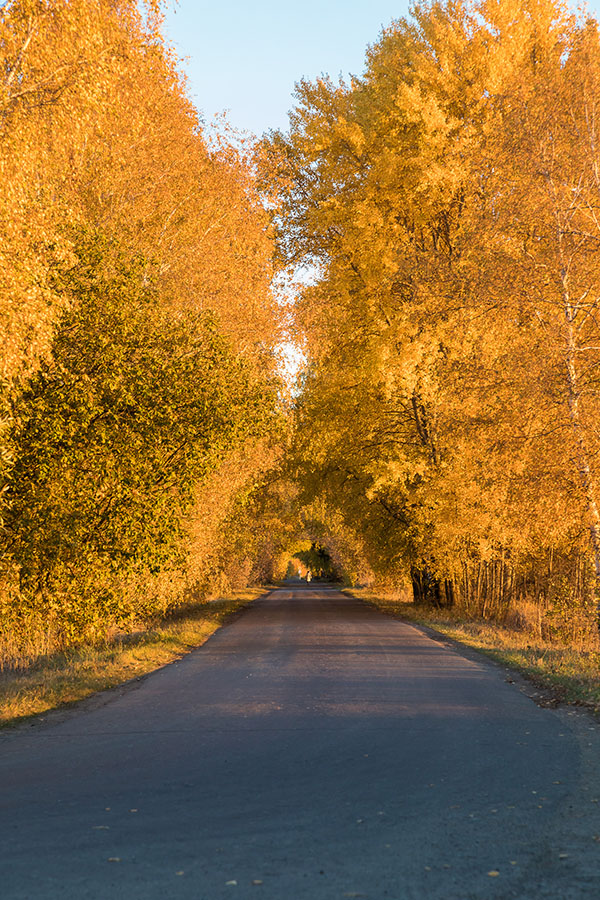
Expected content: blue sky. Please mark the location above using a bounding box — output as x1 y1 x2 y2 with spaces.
163 0 600 138
164 1 414 136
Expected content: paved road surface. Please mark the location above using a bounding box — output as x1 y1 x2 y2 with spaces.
2 583 600 899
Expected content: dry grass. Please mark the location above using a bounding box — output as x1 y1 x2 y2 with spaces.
347 588 600 712
0 589 265 728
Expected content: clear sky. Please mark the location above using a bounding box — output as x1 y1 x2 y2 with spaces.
163 0 412 136
163 0 600 139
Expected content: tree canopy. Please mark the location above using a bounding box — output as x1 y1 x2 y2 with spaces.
261 0 600 633
4 0 600 658
0 0 285 653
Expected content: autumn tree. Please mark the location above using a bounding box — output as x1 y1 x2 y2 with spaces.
0 0 284 652
264 0 600 632
4 233 280 640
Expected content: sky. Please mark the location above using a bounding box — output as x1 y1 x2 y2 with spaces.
163 0 600 139
163 0 412 137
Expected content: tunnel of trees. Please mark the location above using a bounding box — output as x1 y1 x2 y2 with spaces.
290 543 340 581
2 0 600 662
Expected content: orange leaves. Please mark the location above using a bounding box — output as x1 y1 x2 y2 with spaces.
0 0 281 386
0 0 285 626
270 0 600 604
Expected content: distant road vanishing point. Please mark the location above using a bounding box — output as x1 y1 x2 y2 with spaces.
2 583 600 899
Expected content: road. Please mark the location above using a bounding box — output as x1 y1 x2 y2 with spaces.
2 583 600 899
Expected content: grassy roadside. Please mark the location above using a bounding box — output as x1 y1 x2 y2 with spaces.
0 588 267 729
345 588 600 713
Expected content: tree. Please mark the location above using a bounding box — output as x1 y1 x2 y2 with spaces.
262 0 600 631
3 233 280 642
0 0 284 650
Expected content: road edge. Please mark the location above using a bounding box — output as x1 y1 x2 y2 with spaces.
0 586 275 735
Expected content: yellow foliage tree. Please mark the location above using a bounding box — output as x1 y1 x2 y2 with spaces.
0 0 284 653
264 0 600 632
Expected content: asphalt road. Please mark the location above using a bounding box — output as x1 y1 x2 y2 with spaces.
2 583 600 899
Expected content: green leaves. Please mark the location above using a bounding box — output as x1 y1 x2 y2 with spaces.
4 233 279 635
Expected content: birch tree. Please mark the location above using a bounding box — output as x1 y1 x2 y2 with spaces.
265 0 600 624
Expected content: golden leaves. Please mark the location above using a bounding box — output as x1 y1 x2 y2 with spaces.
271 0 600 602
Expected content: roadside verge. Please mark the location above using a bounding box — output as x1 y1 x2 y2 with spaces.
0 588 266 729
344 588 600 715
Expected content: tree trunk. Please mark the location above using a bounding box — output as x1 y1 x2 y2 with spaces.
411 566 444 607
411 567 426 605
562 277 600 630
444 578 455 608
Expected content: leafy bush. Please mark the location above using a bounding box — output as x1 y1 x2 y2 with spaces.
2 234 277 643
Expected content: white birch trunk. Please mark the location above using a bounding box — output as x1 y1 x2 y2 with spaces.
562 278 600 627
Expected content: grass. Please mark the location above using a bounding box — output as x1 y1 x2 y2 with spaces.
0 588 266 729
6 582 598 728
345 588 600 712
